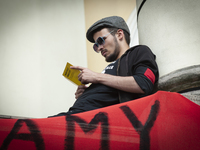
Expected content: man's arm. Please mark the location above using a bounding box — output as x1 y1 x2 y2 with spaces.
70 66 144 94
97 73 144 94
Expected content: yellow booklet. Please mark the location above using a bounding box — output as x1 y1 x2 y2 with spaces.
62 62 82 86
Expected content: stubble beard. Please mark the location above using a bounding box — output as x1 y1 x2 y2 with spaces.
105 37 120 62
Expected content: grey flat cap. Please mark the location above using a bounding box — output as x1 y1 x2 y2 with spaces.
86 16 130 43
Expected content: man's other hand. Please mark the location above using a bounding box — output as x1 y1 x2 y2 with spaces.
75 85 88 99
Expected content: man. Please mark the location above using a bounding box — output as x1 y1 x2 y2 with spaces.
51 16 159 117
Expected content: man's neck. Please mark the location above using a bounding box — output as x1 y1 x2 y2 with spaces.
117 44 130 59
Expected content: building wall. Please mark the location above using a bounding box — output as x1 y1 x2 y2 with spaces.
0 0 87 118
136 0 200 77
136 0 200 105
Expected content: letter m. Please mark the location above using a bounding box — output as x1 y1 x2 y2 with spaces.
65 112 109 150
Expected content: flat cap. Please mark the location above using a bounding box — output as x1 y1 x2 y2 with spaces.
86 16 130 43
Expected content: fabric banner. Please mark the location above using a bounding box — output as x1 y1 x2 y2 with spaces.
0 91 200 150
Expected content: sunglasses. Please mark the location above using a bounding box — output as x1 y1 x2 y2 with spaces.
93 30 114 53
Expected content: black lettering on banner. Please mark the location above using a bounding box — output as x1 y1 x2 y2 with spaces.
120 100 160 150
0 119 45 150
65 112 109 150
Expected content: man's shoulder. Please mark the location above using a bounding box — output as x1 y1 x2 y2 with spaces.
121 45 151 58
129 45 151 52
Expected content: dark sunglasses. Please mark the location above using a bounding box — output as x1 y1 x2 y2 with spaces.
93 30 114 53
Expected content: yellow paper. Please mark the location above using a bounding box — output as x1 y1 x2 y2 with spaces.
62 62 82 86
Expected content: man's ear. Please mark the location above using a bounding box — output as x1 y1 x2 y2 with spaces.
116 29 124 41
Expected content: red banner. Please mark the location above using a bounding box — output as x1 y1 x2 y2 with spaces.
0 91 200 150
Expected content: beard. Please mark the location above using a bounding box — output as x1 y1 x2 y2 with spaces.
105 37 120 62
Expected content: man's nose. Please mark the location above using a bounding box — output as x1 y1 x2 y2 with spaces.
97 44 104 52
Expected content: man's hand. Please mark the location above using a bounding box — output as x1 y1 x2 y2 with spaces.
75 85 88 99
70 66 99 84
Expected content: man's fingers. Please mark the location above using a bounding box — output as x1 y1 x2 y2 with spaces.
78 72 83 79
75 93 83 99
76 89 84 95
70 66 85 71
75 85 87 95
78 85 88 89
75 85 88 99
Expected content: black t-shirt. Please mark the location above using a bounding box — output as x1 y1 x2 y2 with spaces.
68 60 119 114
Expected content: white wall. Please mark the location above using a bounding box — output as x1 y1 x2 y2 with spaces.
137 0 200 77
0 0 87 118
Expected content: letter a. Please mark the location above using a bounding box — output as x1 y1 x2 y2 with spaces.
0 119 45 150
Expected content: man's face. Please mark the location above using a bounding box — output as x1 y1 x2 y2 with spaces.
93 28 120 62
